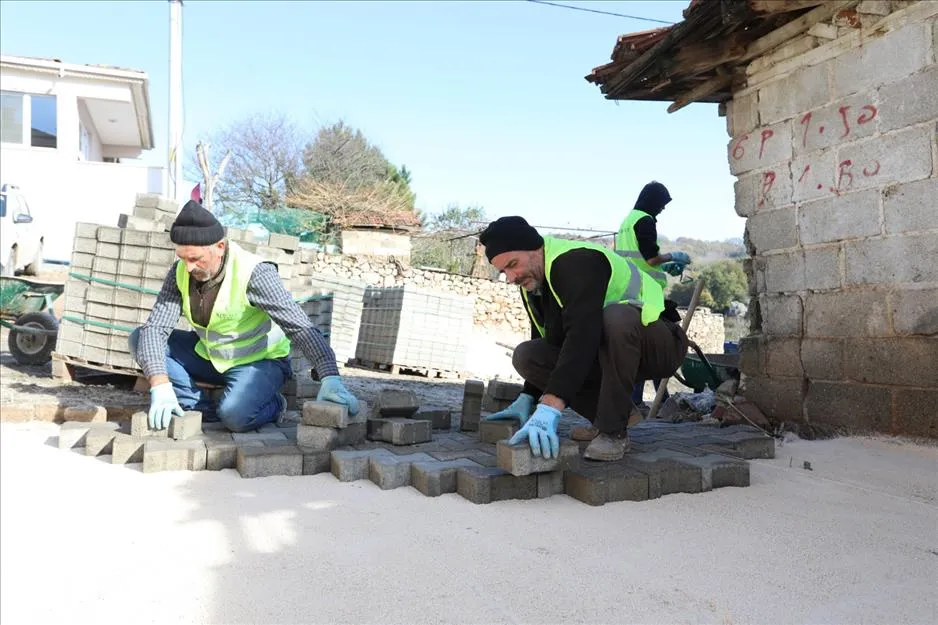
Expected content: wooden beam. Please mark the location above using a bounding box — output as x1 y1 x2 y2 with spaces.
748 0 826 15
743 0 856 60
669 33 748 76
603 4 721 96
666 73 732 113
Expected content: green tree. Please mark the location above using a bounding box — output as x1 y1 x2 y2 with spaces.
667 260 748 311
425 204 487 232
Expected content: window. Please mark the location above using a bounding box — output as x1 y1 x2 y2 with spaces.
30 95 56 148
0 91 57 148
0 92 24 144
79 121 90 160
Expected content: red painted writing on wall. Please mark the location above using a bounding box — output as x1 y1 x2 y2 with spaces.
734 102 884 206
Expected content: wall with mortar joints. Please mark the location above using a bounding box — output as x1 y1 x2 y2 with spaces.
727 2 938 435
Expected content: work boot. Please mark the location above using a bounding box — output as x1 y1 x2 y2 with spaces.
573 407 642 441
570 425 599 441
583 433 631 462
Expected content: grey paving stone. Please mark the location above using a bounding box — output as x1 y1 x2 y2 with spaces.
368 452 436 490
677 454 750 491
624 449 705 496
296 422 366 451
142 439 205 473
367 418 432 445
417 409 453 430
169 411 202 441
83 423 122 457
302 451 331 475
231 431 288 445
330 448 394 482
111 433 148 464
455 465 537 504
410 458 483 497
496 439 580 476
59 421 116 450
131 411 159 438
302 400 364 428
236 445 303 478
377 389 419 417
564 463 650 506
537 471 565 499
490 380 523 401
479 419 519 444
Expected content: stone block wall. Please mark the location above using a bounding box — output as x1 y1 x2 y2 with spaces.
725 1 937 437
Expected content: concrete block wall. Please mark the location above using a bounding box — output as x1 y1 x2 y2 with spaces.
725 2 937 437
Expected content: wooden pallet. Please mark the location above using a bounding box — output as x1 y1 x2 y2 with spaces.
348 358 466 380
51 352 144 383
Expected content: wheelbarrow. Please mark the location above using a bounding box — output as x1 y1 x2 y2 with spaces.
0 276 64 365
674 346 740 393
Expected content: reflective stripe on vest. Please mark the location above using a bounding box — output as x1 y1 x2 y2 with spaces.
177 242 292 372
520 236 665 337
193 319 288 361
616 210 669 288
615 249 668 285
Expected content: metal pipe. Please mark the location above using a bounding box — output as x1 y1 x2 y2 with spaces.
168 0 184 204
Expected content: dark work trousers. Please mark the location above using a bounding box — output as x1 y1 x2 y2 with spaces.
512 303 688 435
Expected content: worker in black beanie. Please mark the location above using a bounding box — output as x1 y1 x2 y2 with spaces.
615 181 691 421
480 216 688 462
129 200 360 434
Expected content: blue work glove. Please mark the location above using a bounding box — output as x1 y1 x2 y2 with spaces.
660 261 686 277
148 382 184 430
317 375 361 416
507 403 562 459
483 392 536 426
669 251 692 266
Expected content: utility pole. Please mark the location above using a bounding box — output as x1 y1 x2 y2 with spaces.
168 0 184 205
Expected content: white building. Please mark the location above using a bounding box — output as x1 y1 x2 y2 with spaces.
0 55 164 263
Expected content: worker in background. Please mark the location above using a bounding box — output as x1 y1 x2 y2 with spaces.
479 216 688 462
129 201 360 433
616 181 691 413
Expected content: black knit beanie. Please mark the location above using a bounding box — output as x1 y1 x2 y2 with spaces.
479 216 544 262
170 200 225 246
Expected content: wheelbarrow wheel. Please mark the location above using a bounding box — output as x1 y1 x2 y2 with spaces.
8 311 58 365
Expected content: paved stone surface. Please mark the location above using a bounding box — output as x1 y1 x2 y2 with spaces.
53 416 768 505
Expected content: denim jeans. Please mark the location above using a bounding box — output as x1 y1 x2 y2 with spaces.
129 328 292 432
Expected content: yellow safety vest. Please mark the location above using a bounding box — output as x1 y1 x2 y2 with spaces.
177 242 291 372
520 236 665 337
616 209 669 288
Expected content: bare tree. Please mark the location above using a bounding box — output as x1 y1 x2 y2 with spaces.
194 140 232 211
200 112 306 213
286 176 420 241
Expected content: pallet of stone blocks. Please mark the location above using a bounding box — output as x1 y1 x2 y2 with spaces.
306 273 367 367
355 285 474 375
55 215 188 376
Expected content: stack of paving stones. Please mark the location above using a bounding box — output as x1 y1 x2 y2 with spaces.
355 285 475 375
305 273 367 367
51 397 773 505
56 194 188 371
482 379 524 413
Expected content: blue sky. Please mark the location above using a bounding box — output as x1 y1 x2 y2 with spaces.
1 0 743 241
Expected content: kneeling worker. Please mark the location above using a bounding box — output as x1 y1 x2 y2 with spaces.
480 216 687 462
130 200 360 432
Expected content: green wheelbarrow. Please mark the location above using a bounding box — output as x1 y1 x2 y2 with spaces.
0 276 64 365
673 343 741 393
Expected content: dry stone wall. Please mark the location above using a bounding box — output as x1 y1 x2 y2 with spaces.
302 252 530 334
725 2 938 437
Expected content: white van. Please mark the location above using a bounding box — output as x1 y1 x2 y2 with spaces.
0 183 44 276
